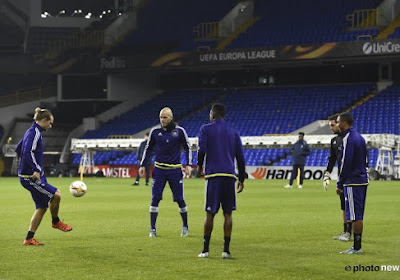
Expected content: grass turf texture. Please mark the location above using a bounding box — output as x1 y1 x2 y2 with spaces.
0 177 399 280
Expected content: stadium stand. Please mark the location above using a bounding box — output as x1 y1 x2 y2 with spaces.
82 89 221 139
179 84 375 136
274 149 381 167
271 84 400 167
73 83 378 167
117 0 384 52
351 84 400 134
82 83 374 139
122 0 237 50
228 0 381 49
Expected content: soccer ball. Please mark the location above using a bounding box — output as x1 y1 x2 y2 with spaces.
69 180 87 197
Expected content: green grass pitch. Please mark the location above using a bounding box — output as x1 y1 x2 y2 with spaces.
0 177 399 280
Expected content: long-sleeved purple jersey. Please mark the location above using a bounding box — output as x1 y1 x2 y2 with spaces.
337 127 368 188
15 122 44 177
141 124 191 169
197 119 246 182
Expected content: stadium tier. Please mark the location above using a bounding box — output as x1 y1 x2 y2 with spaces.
179 84 375 136
82 84 374 139
122 0 236 49
351 84 400 134
228 0 380 48
74 83 379 167
82 89 220 139
120 0 383 51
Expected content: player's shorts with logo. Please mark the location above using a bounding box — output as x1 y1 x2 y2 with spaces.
344 185 368 221
19 176 57 209
152 167 184 202
204 176 236 215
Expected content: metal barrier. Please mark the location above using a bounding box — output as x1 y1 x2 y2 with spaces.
347 9 379 28
0 84 56 108
193 22 220 41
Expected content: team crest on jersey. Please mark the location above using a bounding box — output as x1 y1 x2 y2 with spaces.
158 132 162 136
171 130 179 137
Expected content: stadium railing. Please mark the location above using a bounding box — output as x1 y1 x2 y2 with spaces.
346 9 379 28
193 22 220 41
0 84 57 108
45 30 104 60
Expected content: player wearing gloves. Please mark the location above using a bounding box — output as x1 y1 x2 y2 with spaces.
324 115 352 242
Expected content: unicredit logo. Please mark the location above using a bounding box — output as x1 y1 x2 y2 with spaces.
363 41 400 54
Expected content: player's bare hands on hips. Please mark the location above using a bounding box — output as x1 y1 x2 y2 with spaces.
237 182 244 193
32 171 40 181
139 167 145 177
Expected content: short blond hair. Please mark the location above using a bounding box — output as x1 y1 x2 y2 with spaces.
33 107 53 121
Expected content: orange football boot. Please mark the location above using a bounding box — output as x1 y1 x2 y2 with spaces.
52 220 73 232
23 238 44 246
